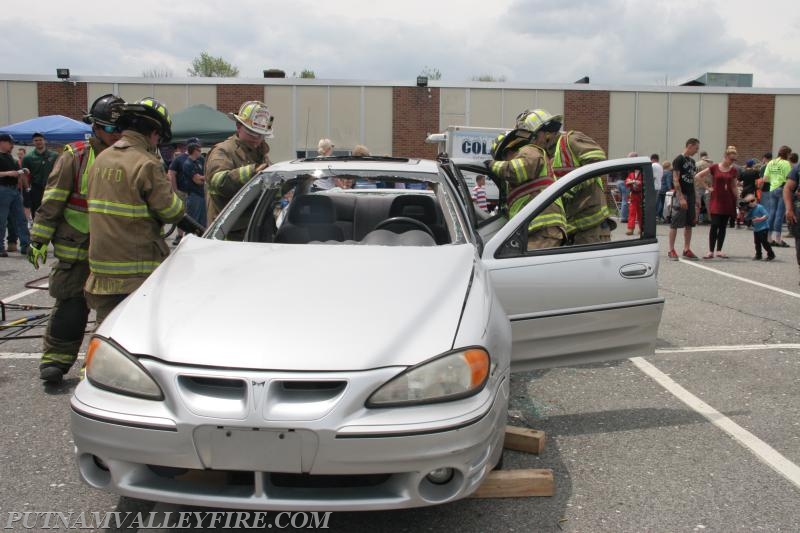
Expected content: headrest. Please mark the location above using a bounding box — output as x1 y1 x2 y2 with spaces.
287 194 337 224
389 195 437 224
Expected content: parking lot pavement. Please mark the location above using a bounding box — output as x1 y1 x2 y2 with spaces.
0 225 798 532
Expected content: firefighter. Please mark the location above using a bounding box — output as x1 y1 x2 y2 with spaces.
28 94 124 383
515 109 614 244
488 129 566 250
84 97 201 325
205 100 273 224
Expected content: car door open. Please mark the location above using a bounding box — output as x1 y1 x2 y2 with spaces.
479 157 664 372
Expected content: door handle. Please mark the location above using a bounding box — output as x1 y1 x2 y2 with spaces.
619 263 654 278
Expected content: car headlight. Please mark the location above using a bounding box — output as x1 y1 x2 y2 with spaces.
367 348 490 407
85 337 163 400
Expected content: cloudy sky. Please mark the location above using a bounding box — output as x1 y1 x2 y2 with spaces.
3 0 798 87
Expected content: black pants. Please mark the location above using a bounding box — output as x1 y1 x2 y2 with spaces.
754 229 774 259
709 214 731 252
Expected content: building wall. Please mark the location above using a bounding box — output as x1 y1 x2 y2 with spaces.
217 84 264 115
37 82 83 121
564 90 609 154
1 76 797 165
393 86 439 159
771 95 800 156
727 94 775 161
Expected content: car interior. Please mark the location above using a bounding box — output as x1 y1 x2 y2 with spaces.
210 173 461 246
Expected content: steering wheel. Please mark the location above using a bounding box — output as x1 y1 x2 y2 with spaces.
373 216 436 240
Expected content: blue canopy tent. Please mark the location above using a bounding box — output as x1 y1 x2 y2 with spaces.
0 115 91 144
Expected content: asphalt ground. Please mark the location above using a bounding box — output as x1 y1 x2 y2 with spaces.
0 223 798 532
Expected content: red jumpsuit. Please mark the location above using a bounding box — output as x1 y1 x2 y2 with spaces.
625 170 644 233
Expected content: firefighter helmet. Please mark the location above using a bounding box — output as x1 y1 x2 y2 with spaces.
83 94 125 127
229 101 274 138
515 108 563 134
491 129 535 160
119 97 173 143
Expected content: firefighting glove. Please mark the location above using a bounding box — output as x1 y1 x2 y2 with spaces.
27 242 47 270
176 214 205 237
484 159 494 170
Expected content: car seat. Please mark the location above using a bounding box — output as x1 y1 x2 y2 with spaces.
388 195 449 244
276 194 344 243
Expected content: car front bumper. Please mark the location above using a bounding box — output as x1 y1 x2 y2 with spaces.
70 362 509 511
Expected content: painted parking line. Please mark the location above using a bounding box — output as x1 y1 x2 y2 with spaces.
631 356 800 492
656 343 800 354
678 259 800 299
0 353 84 359
1 288 40 304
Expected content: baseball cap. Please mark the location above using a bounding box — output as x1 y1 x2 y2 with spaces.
0 133 15 143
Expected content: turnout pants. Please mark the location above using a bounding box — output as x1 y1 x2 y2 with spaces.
41 260 90 370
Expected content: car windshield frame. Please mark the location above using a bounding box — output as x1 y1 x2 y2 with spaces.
205 164 472 246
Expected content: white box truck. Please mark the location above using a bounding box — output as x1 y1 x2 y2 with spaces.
426 126 504 207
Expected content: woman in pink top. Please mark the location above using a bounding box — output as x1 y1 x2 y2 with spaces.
695 146 740 258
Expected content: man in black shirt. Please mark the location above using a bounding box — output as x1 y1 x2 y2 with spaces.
668 138 700 260
0 133 31 257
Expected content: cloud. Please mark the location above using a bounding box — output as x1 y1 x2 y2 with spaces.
0 0 795 86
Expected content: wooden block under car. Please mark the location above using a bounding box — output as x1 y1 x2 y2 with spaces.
503 425 546 454
470 469 555 498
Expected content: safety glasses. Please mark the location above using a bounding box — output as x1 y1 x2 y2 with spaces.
99 124 120 134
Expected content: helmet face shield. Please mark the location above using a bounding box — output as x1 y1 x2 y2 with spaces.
493 129 535 160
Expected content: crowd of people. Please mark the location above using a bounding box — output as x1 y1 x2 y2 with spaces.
616 141 799 268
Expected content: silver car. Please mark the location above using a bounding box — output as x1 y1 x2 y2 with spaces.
71 155 663 510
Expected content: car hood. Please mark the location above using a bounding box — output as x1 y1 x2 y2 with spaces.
101 237 476 371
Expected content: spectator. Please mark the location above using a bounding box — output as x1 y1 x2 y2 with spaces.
352 144 370 156
651 153 664 196
313 138 336 190
168 137 200 244
657 160 673 223
762 145 792 247
757 152 772 206
742 194 774 261
668 138 701 260
694 151 712 224
625 166 644 235
180 142 207 228
783 159 799 284
0 133 30 257
695 146 739 259
618 152 638 222
472 175 489 212
22 132 58 217
739 159 759 199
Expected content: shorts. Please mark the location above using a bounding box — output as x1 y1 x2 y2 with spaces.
670 191 696 229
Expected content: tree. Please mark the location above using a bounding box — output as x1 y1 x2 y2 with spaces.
292 69 316 79
420 66 442 80
471 74 507 82
142 68 173 78
187 52 239 77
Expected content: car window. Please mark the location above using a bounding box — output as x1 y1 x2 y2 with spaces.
495 161 655 258
208 169 469 246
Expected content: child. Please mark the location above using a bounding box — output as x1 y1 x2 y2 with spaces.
742 194 775 261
